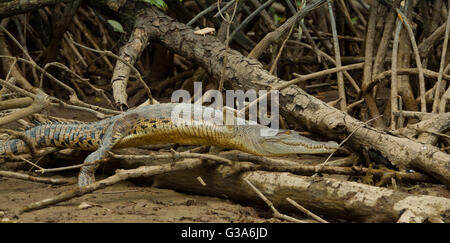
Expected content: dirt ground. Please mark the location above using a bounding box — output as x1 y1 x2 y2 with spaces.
0 174 282 223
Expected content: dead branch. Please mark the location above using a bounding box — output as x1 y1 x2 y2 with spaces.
431 4 450 113
0 79 50 126
0 0 73 18
0 97 33 110
19 158 205 214
286 197 328 223
327 0 346 111
360 0 385 129
244 178 308 223
248 0 327 59
69 37 155 110
0 170 75 185
154 166 450 222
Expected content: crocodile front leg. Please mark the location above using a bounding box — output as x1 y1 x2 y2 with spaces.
78 113 139 186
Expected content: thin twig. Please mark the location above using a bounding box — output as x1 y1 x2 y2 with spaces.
286 197 328 223
0 170 75 185
20 159 206 214
244 178 307 223
327 0 346 111
69 37 155 104
432 0 450 113
395 8 426 112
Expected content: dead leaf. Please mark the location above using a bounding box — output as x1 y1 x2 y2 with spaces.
78 201 100 210
194 27 215 36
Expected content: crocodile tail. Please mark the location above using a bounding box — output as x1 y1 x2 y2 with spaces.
0 122 104 156
0 138 29 156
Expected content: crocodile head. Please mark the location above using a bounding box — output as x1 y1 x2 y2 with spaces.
233 125 340 156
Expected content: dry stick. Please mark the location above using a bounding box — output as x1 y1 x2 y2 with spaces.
269 23 295 74
244 178 307 223
395 9 426 112
415 129 450 140
35 150 233 173
248 0 327 59
193 1 239 106
63 33 88 68
307 30 365 42
392 110 436 120
186 1 220 26
0 78 49 126
327 0 346 112
372 2 397 80
73 16 114 70
19 159 205 214
0 55 117 117
288 41 360 94
253 162 434 183
249 0 277 31
228 0 275 41
390 10 403 130
0 24 39 85
0 97 33 110
414 112 450 145
361 0 386 129
346 98 365 112
347 0 367 26
365 68 450 95
445 62 450 75
41 0 81 63
315 115 384 174
433 1 450 113
239 63 364 116
336 0 360 37
49 98 110 119
34 157 109 174
0 28 33 92
69 37 155 107
111 151 233 166
299 22 325 65
0 170 75 185
217 0 239 93
286 197 328 223
438 86 450 112
287 62 364 89
20 157 45 172
40 61 115 109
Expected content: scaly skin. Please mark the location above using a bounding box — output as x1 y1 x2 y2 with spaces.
0 103 339 186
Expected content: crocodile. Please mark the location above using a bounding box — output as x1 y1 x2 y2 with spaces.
0 103 339 186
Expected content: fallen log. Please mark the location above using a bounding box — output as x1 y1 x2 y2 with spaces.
154 165 450 223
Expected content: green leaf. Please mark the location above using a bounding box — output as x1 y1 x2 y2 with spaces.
144 0 168 10
106 19 125 33
351 17 358 24
273 13 281 25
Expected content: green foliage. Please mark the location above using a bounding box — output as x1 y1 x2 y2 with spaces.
351 17 358 24
144 0 168 10
106 19 125 33
273 12 281 25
